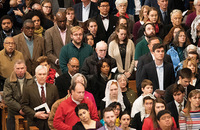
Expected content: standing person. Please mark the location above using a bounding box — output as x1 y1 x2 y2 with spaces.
13 19 45 75
97 107 122 130
179 90 200 129
73 0 98 22
108 25 135 79
142 98 177 130
94 0 118 43
73 103 102 129
45 11 71 74
59 26 93 73
157 0 171 24
66 7 79 27
41 0 55 22
53 82 99 130
21 65 59 130
3 60 33 130
0 15 20 51
86 18 100 44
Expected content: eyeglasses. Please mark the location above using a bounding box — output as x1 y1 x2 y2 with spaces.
43 6 52 9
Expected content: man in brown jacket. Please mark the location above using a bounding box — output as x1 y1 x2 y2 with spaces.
0 37 24 90
3 60 33 130
45 12 71 74
13 19 45 75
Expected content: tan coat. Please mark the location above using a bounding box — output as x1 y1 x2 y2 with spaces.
108 39 135 74
45 25 71 74
0 49 24 78
13 33 45 75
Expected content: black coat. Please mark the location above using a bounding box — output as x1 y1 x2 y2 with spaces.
55 72 71 98
167 100 186 128
94 14 118 43
73 2 99 21
136 52 172 95
131 111 144 130
164 83 195 104
81 52 117 80
140 61 175 92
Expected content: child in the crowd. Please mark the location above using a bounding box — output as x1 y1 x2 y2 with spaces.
131 79 153 118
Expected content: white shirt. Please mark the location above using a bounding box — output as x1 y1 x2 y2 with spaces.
101 13 109 31
57 25 67 45
82 2 91 22
36 81 46 97
134 0 141 15
174 100 184 113
156 63 164 90
72 96 80 105
131 95 144 118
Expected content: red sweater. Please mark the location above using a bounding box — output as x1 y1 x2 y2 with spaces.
142 116 177 130
53 96 99 130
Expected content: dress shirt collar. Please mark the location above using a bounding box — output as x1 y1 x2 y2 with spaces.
82 1 91 8
160 8 167 14
23 32 33 41
3 29 13 37
57 25 67 33
71 96 80 105
156 63 163 68
174 99 184 112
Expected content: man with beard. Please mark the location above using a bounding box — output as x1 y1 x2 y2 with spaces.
97 107 121 130
45 12 71 74
134 23 156 66
59 26 93 73
0 15 20 51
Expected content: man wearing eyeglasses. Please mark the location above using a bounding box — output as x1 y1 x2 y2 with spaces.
59 26 93 73
13 19 45 76
0 37 24 90
94 0 118 43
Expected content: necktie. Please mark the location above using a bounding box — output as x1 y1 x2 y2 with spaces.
179 104 182 113
41 86 46 103
163 12 167 23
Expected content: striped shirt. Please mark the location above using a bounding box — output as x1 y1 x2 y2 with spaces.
179 110 200 130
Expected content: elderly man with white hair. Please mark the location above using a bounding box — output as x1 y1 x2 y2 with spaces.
21 65 59 130
81 41 117 79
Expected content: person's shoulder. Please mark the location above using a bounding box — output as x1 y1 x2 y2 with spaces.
13 33 23 38
73 2 82 8
45 25 56 32
136 38 146 47
97 126 105 130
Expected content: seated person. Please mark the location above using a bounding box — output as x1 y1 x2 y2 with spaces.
131 79 153 118
119 111 133 130
131 95 155 130
73 103 102 130
156 110 179 130
37 56 59 84
85 33 95 49
100 102 122 126
100 80 131 118
167 84 186 128
142 98 177 130
117 74 137 107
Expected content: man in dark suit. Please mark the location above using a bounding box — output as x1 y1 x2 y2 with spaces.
167 84 186 128
73 0 98 22
55 57 79 98
21 65 59 130
45 12 71 74
157 0 171 24
136 37 172 95
94 0 118 43
140 44 175 95
164 68 195 104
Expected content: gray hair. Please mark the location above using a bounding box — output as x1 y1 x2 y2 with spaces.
96 41 107 49
14 59 26 68
115 0 128 7
23 19 34 28
35 65 47 74
3 36 14 43
191 15 200 43
194 0 200 6
170 9 182 19
71 73 87 88
116 73 128 83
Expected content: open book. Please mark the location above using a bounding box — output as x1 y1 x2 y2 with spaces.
34 103 50 113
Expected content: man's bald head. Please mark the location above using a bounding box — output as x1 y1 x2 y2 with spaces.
56 12 67 30
68 57 80 76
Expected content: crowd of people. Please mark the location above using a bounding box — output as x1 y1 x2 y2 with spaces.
1 0 200 130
